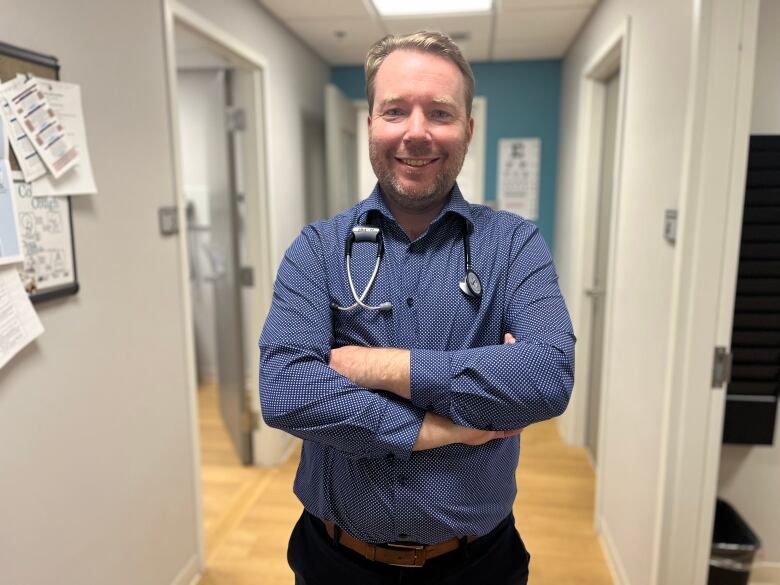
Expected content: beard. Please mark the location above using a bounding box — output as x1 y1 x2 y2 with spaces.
368 135 469 212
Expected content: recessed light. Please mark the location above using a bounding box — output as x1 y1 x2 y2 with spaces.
372 0 493 17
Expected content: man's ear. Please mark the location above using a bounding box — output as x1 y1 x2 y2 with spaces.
466 117 474 145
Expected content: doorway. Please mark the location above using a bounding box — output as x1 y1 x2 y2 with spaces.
570 28 628 475
163 0 274 569
173 24 258 466
586 70 621 464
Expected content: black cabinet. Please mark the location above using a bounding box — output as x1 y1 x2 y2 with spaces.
724 135 780 445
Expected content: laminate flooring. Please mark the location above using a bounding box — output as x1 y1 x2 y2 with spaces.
196 383 613 585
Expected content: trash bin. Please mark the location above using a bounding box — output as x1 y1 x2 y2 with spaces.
708 499 761 585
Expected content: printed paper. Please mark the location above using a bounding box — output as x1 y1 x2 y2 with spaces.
4 77 78 178
0 266 44 370
0 76 48 182
30 79 97 196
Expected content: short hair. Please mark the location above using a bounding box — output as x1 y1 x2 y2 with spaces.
364 31 475 117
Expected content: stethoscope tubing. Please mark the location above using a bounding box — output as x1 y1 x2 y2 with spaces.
331 217 480 313
338 251 391 312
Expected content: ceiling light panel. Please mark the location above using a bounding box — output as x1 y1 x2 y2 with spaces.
500 0 596 8
372 0 493 17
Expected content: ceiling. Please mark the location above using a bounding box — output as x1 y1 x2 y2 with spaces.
255 0 600 66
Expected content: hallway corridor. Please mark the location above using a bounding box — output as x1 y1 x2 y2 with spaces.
197 384 613 584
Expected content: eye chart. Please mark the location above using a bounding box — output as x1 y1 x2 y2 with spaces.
497 138 540 220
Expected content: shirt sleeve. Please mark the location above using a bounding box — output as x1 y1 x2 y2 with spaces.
259 225 424 460
409 225 575 430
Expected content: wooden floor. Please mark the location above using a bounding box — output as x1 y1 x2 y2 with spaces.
197 384 613 584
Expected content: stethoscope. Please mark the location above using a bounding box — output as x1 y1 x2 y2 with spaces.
331 217 482 313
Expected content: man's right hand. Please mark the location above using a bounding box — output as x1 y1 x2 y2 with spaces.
413 412 523 451
412 332 522 451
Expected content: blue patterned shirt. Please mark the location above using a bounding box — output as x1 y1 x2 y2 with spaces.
259 184 575 545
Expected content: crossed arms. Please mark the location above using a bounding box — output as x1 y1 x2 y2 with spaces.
328 336 524 451
259 223 575 460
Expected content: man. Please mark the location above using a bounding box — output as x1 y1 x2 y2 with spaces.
260 31 575 584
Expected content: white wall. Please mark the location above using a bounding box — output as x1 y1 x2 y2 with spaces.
750 0 780 134
555 0 693 582
0 1 199 584
717 0 780 567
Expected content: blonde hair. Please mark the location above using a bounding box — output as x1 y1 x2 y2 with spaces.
365 31 475 117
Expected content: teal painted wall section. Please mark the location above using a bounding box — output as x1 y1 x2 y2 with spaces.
330 61 562 247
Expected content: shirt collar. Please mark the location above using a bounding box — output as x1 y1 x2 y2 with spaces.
360 182 474 229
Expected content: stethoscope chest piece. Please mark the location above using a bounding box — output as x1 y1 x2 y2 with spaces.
460 268 482 298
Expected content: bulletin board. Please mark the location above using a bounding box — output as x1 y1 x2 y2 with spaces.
0 41 79 303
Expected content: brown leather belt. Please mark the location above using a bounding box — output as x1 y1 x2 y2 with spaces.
323 520 478 568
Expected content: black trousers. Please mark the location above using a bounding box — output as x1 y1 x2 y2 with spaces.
287 510 530 585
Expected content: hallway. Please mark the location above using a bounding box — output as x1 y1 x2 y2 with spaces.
197 383 613 584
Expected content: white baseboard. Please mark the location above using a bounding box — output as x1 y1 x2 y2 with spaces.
750 562 780 585
598 516 630 585
171 555 201 585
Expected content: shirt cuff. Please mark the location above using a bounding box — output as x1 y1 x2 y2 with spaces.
409 349 452 413
374 399 425 461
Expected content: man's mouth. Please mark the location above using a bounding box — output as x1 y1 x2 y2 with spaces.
397 158 439 167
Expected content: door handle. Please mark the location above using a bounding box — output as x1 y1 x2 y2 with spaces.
585 287 605 298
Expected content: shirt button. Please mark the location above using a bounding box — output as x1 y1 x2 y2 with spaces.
406 297 414 307
398 533 409 540
398 475 408 486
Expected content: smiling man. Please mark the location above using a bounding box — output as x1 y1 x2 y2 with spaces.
260 31 575 585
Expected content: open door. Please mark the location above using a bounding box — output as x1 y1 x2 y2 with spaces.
210 69 252 465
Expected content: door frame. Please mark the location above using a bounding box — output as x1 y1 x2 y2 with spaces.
162 0 274 570
561 19 631 473
652 1 759 583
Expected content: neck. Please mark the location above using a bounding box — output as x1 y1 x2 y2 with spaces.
381 190 451 241
391 205 442 241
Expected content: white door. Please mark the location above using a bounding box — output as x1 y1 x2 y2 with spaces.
325 84 358 215
586 71 620 463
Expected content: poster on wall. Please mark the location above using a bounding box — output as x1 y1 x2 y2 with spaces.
0 115 24 266
497 137 541 220
13 180 77 298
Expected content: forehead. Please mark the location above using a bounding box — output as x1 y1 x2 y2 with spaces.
374 50 466 107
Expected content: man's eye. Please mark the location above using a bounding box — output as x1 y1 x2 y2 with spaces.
384 108 403 117
431 110 452 120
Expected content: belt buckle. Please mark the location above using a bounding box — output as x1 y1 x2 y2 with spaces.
385 542 426 567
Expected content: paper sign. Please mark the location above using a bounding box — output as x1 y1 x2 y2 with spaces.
0 76 48 182
0 160 23 266
0 266 44 370
4 77 78 178
30 79 97 196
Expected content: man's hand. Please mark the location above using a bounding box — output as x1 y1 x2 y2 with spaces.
332 334 522 452
413 412 523 451
329 346 411 399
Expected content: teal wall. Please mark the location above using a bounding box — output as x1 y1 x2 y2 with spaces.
330 60 562 247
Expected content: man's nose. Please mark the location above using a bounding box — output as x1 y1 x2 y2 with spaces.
403 109 431 143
